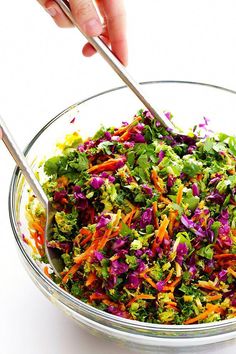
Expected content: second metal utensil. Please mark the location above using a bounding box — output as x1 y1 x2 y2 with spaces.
55 0 179 134
0 117 63 276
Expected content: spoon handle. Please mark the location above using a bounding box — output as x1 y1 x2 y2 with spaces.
55 0 175 131
0 117 48 209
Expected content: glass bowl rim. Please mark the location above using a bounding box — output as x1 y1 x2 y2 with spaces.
8 80 236 334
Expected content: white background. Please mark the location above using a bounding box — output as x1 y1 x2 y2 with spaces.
1 1 236 353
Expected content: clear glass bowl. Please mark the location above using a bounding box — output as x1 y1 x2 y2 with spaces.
9 81 236 353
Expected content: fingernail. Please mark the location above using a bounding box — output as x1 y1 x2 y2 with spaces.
46 7 57 18
83 19 102 36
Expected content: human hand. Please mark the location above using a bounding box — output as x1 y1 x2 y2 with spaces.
37 0 128 65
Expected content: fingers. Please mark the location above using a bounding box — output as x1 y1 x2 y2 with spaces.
102 0 128 66
82 34 110 57
70 0 103 36
82 42 96 57
37 0 73 27
37 0 128 65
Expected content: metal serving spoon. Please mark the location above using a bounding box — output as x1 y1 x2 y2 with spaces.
55 0 179 134
0 117 63 276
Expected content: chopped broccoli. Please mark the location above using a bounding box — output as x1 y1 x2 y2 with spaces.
55 209 78 234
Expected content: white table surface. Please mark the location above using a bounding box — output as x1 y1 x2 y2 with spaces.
1 1 236 353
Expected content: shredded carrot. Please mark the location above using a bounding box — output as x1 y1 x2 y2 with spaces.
152 215 169 253
31 222 44 235
119 130 131 142
80 228 92 236
159 196 171 204
62 241 99 283
99 212 121 250
163 277 181 292
176 184 184 204
61 197 68 204
102 299 115 307
196 174 203 181
113 116 142 136
167 292 175 301
154 215 170 243
110 254 120 261
109 230 120 239
152 201 159 229
90 293 109 301
197 280 219 291
43 266 50 278
57 176 68 187
30 221 45 251
85 272 97 287
119 117 144 141
80 234 93 246
206 294 222 302
127 208 137 227
74 242 99 263
122 209 136 224
174 221 180 229
213 244 224 253
30 230 45 255
112 126 127 136
214 254 236 260
166 301 178 307
168 211 178 236
80 230 95 246
102 299 125 310
164 268 174 283
165 303 179 311
151 169 165 193
139 268 157 289
141 275 157 289
127 294 156 307
88 158 125 173
184 304 221 324
170 277 181 288
228 267 236 278
218 260 236 267
98 228 113 250
62 263 80 283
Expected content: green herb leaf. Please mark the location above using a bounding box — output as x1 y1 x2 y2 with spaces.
120 222 132 236
229 136 236 156
197 245 214 260
68 152 89 171
92 126 106 140
127 150 135 167
176 232 192 249
211 221 221 237
71 283 83 297
44 156 65 176
182 156 202 177
216 180 230 193
97 141 113 155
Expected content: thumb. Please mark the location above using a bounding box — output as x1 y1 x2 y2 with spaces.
70 0 103 36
